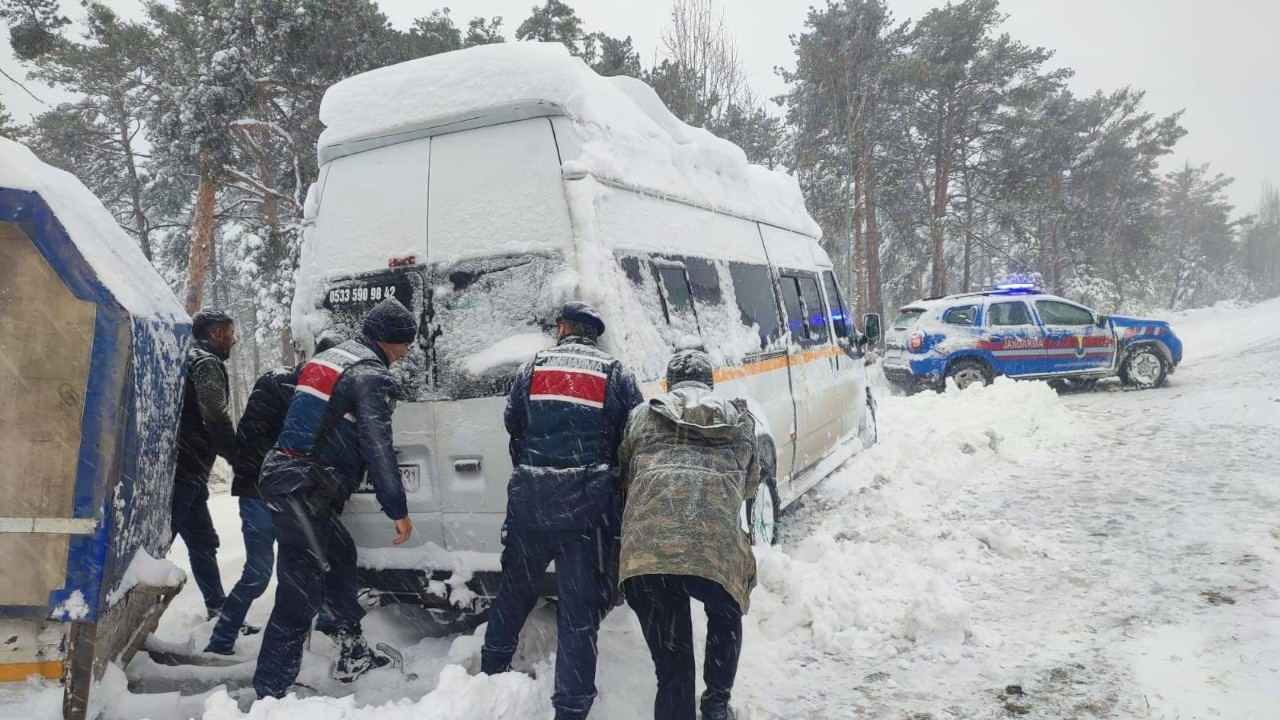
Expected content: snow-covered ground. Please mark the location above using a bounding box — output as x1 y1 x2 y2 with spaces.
2 297 1278 719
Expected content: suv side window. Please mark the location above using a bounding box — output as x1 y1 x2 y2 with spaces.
987 301 1033 326
1036 300 1093 325
943 305 978 326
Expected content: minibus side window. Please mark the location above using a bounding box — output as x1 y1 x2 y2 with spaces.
778 275 807 343
684 256 723 306
797 276 830 344
728 263 783 350
822 271 854 341
620 256 645 285
654 262 699 330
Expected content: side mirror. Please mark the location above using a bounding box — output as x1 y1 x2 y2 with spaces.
862 313 882 345
1095 314 1108 329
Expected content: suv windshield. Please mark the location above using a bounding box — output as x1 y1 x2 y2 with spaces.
893 308 926 329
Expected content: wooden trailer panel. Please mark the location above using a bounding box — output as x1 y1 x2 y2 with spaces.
0 221 96 608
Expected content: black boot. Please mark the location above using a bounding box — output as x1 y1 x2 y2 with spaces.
701 703 737 720
333 631 389 683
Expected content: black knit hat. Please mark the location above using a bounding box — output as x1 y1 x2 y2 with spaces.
314 332 343 355
191 309 234 339
556 300 606 338
667 349 715 389
362 298 417 345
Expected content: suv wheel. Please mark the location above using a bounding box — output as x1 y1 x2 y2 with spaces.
945 359 992 390
1120 345 1168 389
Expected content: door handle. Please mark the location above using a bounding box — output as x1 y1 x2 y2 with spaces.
453 458 482 474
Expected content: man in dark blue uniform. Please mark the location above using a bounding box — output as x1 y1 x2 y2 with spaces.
252 300 416 698
204 334 341 655
481 301 644 720
173 309 238 619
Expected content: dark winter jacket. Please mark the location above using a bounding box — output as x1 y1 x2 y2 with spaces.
502 335 644 532
257 338 408 521
618 381 760 612
231 364 302 499
175 340 237 485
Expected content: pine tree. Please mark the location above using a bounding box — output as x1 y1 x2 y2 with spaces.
26 3 160 260
583 32 641 78
1156 163 1238 308
406 8 462 56
0 0 68 59
145 0 257 313
0 100 24 138
464 16 505 47
1241 185 1280 298
516 0 584 55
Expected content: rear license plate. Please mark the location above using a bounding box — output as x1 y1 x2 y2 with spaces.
322 272 414 310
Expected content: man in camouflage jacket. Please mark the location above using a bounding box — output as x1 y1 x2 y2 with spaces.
618 349 760 720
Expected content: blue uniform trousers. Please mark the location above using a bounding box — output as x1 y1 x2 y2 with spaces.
252 501 364 698
481 529 613 719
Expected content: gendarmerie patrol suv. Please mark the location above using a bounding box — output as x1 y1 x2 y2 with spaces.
289 43 880 619
882 283 1183 392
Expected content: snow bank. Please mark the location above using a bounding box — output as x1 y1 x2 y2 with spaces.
0 137 185 321
106 549 186 605
318 42 819 237
203 666 546 720
1153 295 1280 365
737 379 1077 681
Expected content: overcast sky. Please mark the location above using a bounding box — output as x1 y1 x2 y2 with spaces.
2 0 1276 211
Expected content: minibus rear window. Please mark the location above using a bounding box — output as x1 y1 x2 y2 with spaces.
424 252 565 400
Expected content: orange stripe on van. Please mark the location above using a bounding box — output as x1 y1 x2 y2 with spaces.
640 345 844 395
714 354 790 383
0 661 63 682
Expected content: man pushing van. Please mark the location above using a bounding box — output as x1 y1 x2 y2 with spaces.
481 301 644 720
252 298 416 699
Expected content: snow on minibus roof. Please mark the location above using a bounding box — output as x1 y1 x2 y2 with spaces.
318 42 821 238
0 137 185 321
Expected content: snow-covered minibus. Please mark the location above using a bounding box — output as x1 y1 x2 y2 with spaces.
291 43 879 616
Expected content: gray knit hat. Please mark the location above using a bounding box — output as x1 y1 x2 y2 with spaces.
667 349 715 389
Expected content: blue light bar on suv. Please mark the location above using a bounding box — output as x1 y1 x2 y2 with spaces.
989 282 1043 294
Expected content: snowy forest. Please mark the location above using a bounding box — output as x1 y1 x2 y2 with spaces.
2 0 1278 407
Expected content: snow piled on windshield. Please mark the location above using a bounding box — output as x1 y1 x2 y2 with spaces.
0 138 185 320
318 42 818 238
